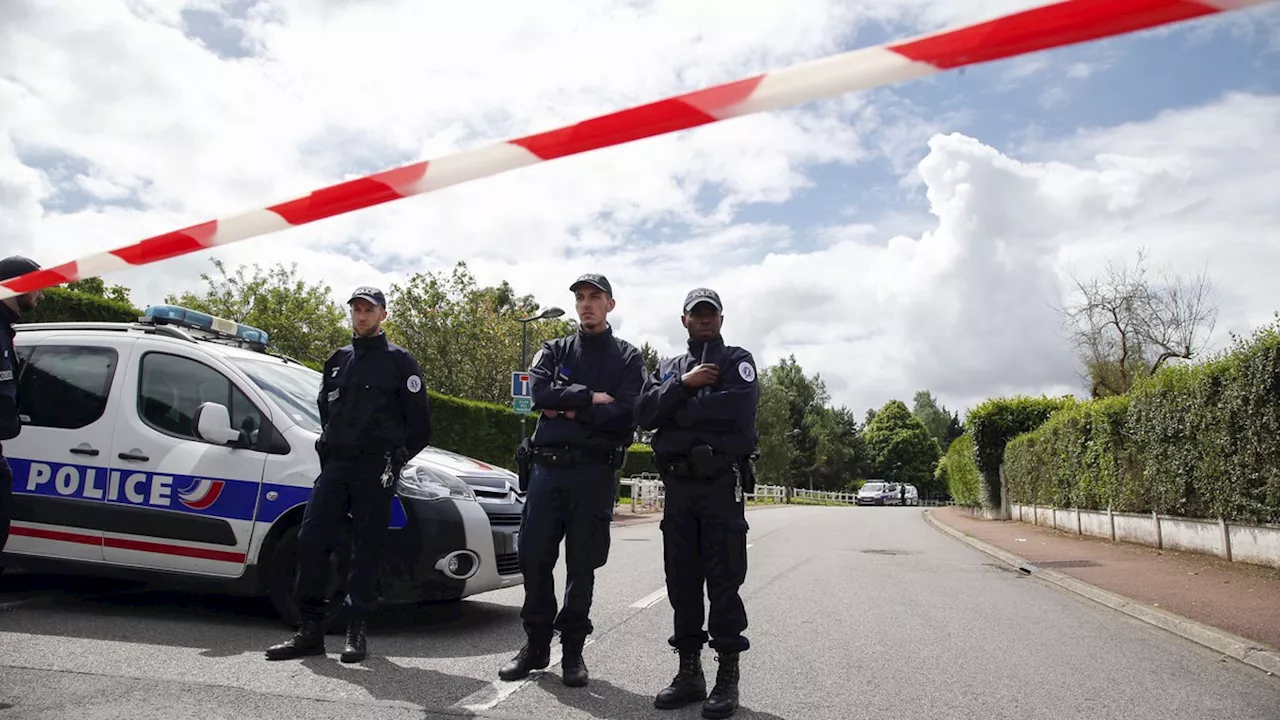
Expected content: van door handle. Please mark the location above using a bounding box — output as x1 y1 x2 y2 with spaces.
70 447 100 456
118 452 150 462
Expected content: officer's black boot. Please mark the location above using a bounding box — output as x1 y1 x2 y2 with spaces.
653 648 706 710
701 652 740 719
498 632 552 681
560 635 588 687
341 620 367 664
265 619 325 661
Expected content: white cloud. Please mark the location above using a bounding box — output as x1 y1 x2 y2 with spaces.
2 1 1276 422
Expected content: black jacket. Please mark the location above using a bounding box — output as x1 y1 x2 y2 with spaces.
635 335 759 457
318 332 432 458
0 304 20 441
529 325 645 449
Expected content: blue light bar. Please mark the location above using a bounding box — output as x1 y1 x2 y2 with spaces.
143 305 270 345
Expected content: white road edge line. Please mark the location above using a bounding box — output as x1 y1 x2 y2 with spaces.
449 638 594 714
630 588 668 609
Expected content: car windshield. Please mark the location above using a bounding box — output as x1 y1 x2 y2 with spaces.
230 357 323 434
861 483 884 493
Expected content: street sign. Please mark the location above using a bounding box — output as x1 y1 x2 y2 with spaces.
511 371 531 398
513 397 533 414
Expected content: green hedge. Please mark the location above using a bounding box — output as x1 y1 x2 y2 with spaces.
425 392 531 472
939 432 982 507
20 287 141 324
1002 317 1280 524
1004 396 1144 512
966 395 1074 507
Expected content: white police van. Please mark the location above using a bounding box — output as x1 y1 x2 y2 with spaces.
1 306 524 628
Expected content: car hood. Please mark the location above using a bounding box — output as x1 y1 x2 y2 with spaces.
413 445 519 493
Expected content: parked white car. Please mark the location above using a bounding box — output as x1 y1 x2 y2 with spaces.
1 306 524 628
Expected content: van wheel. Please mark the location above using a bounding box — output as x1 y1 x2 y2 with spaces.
266 524 351 635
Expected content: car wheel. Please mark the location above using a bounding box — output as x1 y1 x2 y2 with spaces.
267 523 351 634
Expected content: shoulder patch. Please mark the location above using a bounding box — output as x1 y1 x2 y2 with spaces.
738 361 756 383
407 375 422 393
530 348 545 370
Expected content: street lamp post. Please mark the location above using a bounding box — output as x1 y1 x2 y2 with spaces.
518 306 565 437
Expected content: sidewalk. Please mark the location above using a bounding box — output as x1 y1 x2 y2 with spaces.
927 505 1280 673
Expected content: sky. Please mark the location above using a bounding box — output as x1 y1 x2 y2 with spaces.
2 0 1278 419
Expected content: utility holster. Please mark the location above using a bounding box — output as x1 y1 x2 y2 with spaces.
515 437 533 492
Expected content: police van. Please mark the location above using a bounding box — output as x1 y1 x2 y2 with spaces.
1 306 525 628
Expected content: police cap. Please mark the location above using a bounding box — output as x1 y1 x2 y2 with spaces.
570 273 612 296
683 287 722 313
0 256 41 281
347 286 386 308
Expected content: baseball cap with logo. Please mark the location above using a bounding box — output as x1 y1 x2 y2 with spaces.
570 273 612 296
683 287 722 313
347 286 386 308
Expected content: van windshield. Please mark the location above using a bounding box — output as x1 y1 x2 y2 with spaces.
861 483 884 493
231 357 323 434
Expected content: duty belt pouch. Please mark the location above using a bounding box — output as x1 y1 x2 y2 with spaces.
689 445 718 478
514 437 533 492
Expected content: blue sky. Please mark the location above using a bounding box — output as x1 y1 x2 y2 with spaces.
3 0 1278 416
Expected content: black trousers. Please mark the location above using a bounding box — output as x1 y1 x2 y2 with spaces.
295 453 395 622
661 466 750 654
0 455 11 555
518 461 616 641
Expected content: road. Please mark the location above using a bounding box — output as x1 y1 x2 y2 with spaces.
1 506 1278 719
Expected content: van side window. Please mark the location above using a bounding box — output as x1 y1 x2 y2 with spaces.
17 345 118 429
139 352 263 443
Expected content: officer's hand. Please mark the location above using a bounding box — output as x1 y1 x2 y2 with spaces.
591 392 615 405
541 409 560 418
681 363 719 389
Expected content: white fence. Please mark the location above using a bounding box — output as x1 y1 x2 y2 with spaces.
618 476 954 511
1007 502 1280 570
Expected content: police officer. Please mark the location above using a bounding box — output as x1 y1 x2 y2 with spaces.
0 256 43 556
635 288 758 719
266 286 432 664
499 273 645 687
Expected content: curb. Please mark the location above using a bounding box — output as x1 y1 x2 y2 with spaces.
923 509 1280 678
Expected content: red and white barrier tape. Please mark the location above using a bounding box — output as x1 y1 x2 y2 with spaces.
3 0 1272 299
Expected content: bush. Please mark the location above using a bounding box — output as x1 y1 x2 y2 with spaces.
1003 396 1143 512
966 395 1075 507
1127 317 1280 523
941 432 982 507
426 393 530 472
19 287 141 324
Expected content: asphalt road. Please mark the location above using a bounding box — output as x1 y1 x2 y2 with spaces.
2 506 1278 720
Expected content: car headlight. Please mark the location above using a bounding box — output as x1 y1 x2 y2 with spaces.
397 463 476 502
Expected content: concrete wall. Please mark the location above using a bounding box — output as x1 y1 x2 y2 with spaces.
1002 503 1280 570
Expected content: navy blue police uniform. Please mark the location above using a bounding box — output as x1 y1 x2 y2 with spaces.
0 256 42 556
500 273 645 687
636 288 758 719
267 286 432 664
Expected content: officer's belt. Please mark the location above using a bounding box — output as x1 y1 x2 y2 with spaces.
655 452 743 480
530 445 616 468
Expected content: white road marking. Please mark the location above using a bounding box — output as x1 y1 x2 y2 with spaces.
630 588 668 609
449 638 593 713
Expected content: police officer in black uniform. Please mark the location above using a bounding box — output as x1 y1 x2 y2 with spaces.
266 286 432 664
499 273 645 687
636 288 758 719
0 256 43 556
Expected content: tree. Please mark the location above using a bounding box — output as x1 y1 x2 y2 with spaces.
753 373 796 488
165 258 348 369
1059 249 1218 397
386 261 576 405
639 342 660 377
863 399 943 496
762 356 829 492
810 405 872 491
911 390 958 452
67 277 132 305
